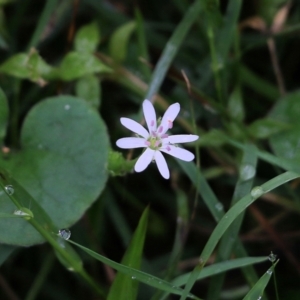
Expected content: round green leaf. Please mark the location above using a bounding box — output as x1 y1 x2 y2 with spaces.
269 91 300 162
0 96 109 246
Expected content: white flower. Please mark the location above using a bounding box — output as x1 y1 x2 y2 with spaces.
116 99 199 179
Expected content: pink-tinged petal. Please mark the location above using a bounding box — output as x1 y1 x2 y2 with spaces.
160 145 195 161
167 134 199 144
116 137 146 149
160 103 180 134
143 100 157 132
154 151 170 179
135 148 155 172
120 118 149 139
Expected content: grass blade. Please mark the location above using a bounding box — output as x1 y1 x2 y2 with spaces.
68 239 200 299
207 144 257 299
180 171 299 299
107 207 149 300
243 261 278 300
27 0 59 49
173 257 268 287
146 0 203 100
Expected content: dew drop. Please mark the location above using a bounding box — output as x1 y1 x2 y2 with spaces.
257 296 262 300
58 228 71 240
131 276 136 280
5 185 14 195
215 202 224 212
250 186 264 198
267 269 272 275
13 207 34 220
64 104 70 110
240 164 256 181
268 251 277 263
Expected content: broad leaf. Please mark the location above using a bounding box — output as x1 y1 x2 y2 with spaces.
74 22 100 54
59 51 111 81
109 21 136 63
0 96 109 246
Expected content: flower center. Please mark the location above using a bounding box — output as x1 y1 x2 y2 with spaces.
148 136 162 150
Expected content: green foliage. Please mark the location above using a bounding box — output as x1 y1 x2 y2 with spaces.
247 118 290 139
59 52 111 81
109 21 136 63
0 50 55 84
107 150 136 176
0 96 109 246
75 74 101 108
69 239 198 299
0 87 8 142
270 91 300 161
74 22 100 54
1 0 300 299
227 85 245 122
243 262 278 300
107 207 149 300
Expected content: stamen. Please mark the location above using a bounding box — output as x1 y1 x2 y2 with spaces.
166 145 171 151
155 141 161 147
151 131 157 137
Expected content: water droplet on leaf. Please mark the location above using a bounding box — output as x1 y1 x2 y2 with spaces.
215 202 223 212
5 185 14 195
268 251 277 263
13 207 34 220
131 276 136 280
240 164 256 181
64 104 70 110
251 186 264 198
58 228 71 240
267 269 272 275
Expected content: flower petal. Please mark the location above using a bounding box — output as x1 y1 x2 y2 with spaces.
167 134 199 144
116 137 146 149
143 99 157 132
160 145 195 161
159 103 180 135
135 148 155 172
154 151 170 179
120 117 149 139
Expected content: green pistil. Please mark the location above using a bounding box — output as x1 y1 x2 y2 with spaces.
148 136 161 150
